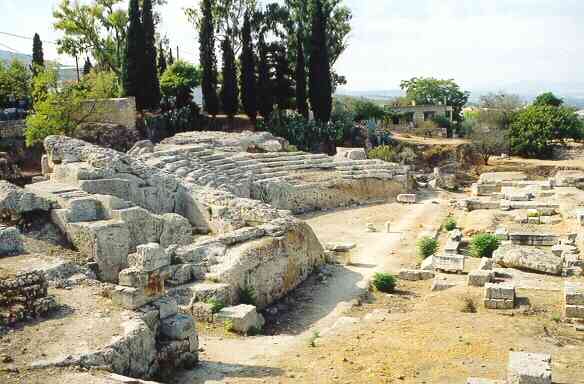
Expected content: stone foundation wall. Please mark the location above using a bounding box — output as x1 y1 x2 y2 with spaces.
77 97 137 129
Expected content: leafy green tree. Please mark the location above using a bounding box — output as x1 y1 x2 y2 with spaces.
141 0 161 110
199 0 219 116
309 0 332 123
295 30 308 119
54 0 128 76
160 61 202 108
240 11 257 122
0 60 32 107
533 92 563 107
477 92 523 131
83 57 93 75
32 33 45 76
220 35 239 118
469 127 509 165
353 99 385 121
122 0 145 109
257 36 273 118
400 77 470 123
510 105 583 158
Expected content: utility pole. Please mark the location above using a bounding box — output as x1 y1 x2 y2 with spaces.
176 45 180 61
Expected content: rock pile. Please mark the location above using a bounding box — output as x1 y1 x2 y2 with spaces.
0 270 57 326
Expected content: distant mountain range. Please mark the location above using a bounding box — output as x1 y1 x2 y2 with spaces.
0 49 78 82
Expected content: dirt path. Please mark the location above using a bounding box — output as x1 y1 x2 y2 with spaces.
174 192 451 384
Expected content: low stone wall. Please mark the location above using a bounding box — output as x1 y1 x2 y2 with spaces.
0 119 25 138
77 97 137 129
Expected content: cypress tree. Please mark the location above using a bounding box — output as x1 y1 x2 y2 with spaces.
158 42 167 75
220 35 238 119
142 0 161 110
257 36 273 119
240 11 257 122
309 0 332 123
295 31 308 119
274 45 293 110
32 33 44 76
168 47 174 65
83 57 93 75
122 0 146 109
199 0 219 116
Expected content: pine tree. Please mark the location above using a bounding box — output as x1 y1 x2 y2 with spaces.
220 35 239 119
141 0 161 110
32 33 44 76
257 36 273 119
83 57 93 75
240 11 257 122
158 42 167 75
295 31 308 119
199 0 219 116
309 0 332 123
122 0 146 109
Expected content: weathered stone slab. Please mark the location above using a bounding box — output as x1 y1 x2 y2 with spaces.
507 352 552 384
397 194 416 204
215 304 265 333
431 277 456 291
479 172 527 185
0 225 24 255
0 180 51 215
160 314 196 340
444 239 460 255
468 270 494 287
434 254 465 273
493 245 563 275
399 269 434 281
564 282 584 306
111 286 157 309
478 257 494 271
324 242 356 252
129 243 170 272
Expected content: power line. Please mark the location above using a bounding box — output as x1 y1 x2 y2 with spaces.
0 41 19 53
0 31 57 45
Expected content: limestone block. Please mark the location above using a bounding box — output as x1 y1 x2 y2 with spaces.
420 256 434 270
539 216 561 225
565 305 584 319
468 270 494 287
190 302 214 322
111 286 157 310
444 239 460 255
69 220 130 283
397 194 416 204
484 298 514 309
160 213 192 248
493 245 562 275
399 269 434 281
111 207 163 249
449 229 463 241
93 194 130 215
129 243 170 272
431 277 456 291
479 172 527 184
507 352 552 384
174 243 227 264
119 267 150 288
160 314 196 340
324 242 356 252
564 282 584 306
485 283 516 300
79 178 132 201
0 226 24 255
216 304 265 333
478 257 493 271
467 379 506 384
0 180 51 214
152 297 178 320
555 170 584 187
66 197 103 222
434 254 465 273
335 147 367 161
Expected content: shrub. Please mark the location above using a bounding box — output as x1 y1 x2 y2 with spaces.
371 272 397 293
238 285 256 305
308 330 320 347
460 294 478 313
368 145 397 163
443 217 457 231
205 298 225 314
417 236 438 259
469 233 500 258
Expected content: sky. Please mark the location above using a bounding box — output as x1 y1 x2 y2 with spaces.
1 0 583 92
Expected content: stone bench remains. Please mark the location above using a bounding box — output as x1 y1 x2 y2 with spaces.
399 269 434 281
484 283 515 309
433 254 465 273
564 282 584 320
